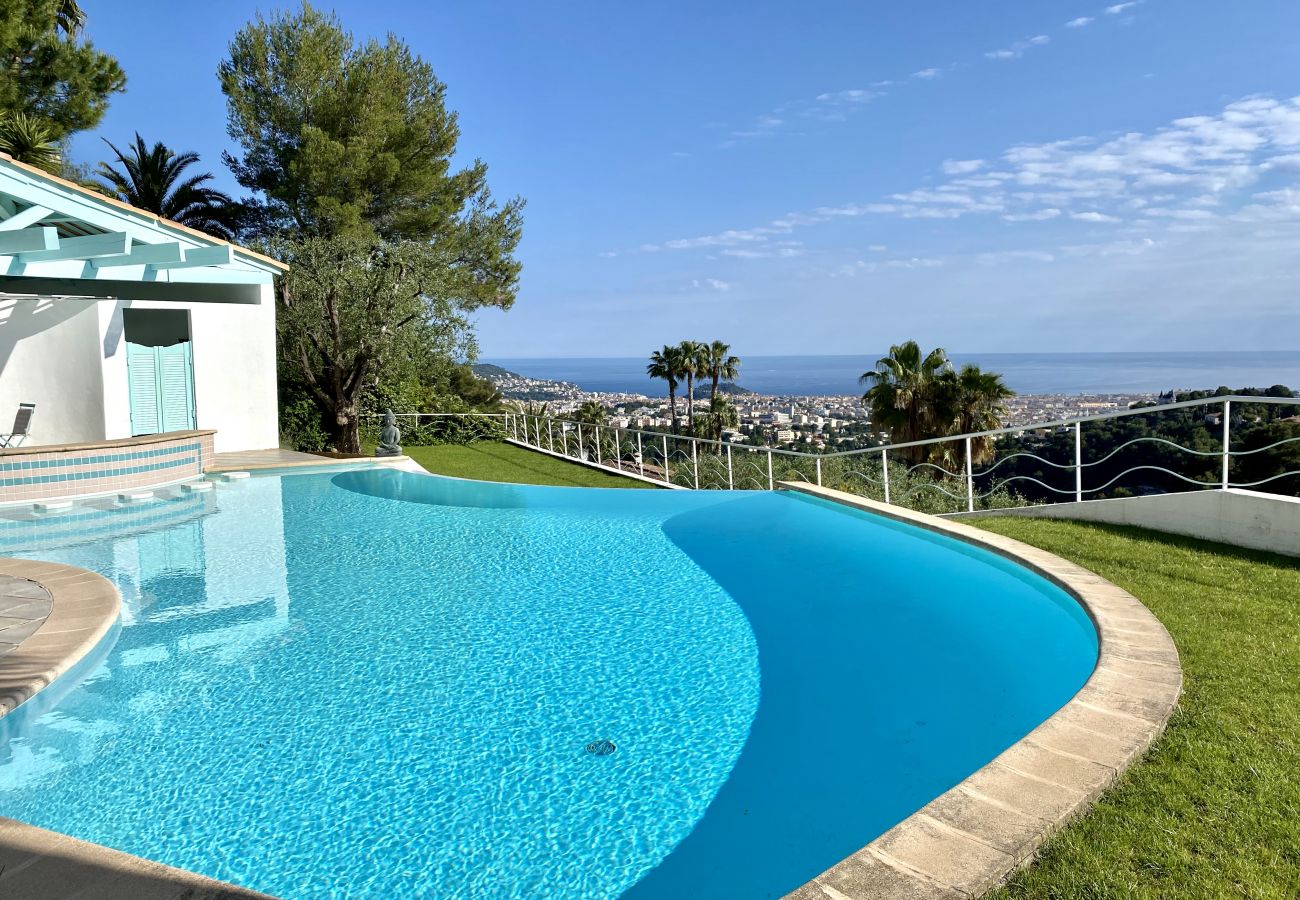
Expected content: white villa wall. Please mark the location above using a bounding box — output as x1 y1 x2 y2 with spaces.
0 296 107 443
187 284 279 454
965 488 1300 557
100 288 280 453
1 290 278 453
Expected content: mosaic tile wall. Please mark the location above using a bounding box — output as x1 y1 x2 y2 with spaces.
0 431 215 503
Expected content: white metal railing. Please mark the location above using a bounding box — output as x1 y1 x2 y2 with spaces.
485 395 1300 513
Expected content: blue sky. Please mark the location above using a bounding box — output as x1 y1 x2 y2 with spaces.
75 1 1300 357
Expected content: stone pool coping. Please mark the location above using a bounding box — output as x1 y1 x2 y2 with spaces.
778 483 1182 900
0 556 272 899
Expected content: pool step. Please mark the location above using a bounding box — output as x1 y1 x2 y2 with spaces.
181 481 214 493
117 491 158 504
31 500 74 514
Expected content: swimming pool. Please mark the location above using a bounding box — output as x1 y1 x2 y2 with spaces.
0 469 1097 898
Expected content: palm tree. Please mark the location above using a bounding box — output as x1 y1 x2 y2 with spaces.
647 345 686 433
55 0 86 38
96 134 235 239
943 364 1014 466
860 341 953 464
678 340 708 434
702 340 741 439
0 113 62 174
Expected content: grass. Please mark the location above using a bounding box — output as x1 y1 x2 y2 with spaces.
399 441 645 488
972 518 1300 900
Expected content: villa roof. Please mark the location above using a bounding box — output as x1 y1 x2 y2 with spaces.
0 151 286 272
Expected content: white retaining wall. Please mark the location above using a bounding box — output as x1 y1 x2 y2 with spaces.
962 488 1300 557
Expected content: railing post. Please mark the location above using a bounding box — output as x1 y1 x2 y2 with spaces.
1074 421 1083 503
637 432 644 477
881 448 890 505
547 420 555 453
726 443 734 490
662 435 670 484
815 456 823 487
1221 399 1231 489
577 423 584 460
767 448 774 490
691 439 699 489
965 436 974 513
596 426 603 466
562 424 569 456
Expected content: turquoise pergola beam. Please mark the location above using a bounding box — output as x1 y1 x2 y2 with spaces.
0 205 52 232
91 241 184 268
0 226 58 254
149 245 235 269
17 231 131 262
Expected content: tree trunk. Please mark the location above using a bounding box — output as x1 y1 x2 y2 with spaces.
686 374 695 432
330 403 362 454
668 385 679 434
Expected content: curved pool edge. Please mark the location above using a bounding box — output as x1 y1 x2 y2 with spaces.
0 556 274 900
777 483 1182 900
0 557 120 719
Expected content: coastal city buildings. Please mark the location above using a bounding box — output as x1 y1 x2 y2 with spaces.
477 365 1156 451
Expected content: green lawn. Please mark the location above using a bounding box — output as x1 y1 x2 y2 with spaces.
401 441 646 488
973 518 1300 900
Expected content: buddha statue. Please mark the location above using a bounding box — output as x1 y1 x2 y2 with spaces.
376 410 402 457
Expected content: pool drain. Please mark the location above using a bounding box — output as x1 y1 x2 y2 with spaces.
586 738 617 756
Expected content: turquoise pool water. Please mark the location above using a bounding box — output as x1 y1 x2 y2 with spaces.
0 469 1097 898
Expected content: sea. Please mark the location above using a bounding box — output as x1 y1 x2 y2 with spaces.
484 351 1300 398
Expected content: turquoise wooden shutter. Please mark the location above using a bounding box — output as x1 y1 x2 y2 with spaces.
127 341 195 435
158 342 196 431
127 342 161 435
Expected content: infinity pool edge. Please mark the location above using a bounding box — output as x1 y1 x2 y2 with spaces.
778 483 1182 900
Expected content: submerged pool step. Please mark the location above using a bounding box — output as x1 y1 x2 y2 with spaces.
181 481 215 493
31 500 74 514
117 491 158 504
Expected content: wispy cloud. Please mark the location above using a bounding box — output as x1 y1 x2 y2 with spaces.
985 34 1050 61
1004 208 1063 222
692 278 732 292
711 2 1151 148
942 158 986 175
624 94 1300 257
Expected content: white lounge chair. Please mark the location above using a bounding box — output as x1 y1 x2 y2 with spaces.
0 403 35 448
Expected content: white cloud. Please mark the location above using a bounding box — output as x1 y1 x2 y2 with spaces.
1003 208 1063 221
1071 211 1122 222
986 35 1051 61
627 95 1300 260
1066 16 1094 27
1105 1 1139 14
692 278 732 292
911 68 942 80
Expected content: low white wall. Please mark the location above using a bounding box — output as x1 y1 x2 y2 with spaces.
963 489 1300 557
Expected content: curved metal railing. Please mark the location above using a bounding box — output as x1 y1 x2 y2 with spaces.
396 396 1300 514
